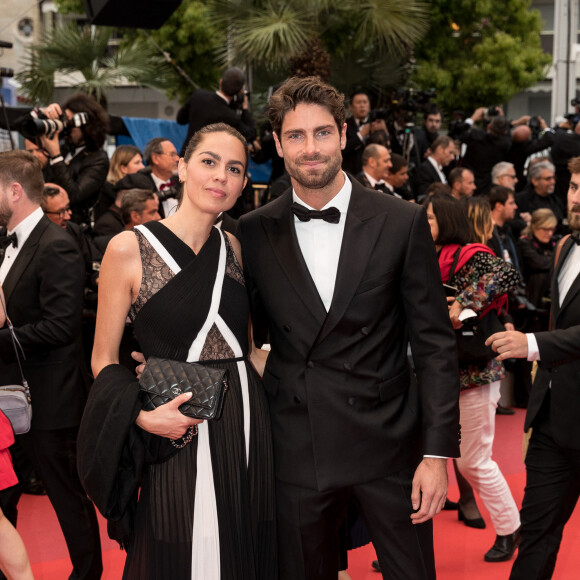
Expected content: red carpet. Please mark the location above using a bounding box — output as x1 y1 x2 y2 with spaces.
17 409 580 579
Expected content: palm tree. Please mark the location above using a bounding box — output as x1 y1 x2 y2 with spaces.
16 23 176 105
209 0 429 69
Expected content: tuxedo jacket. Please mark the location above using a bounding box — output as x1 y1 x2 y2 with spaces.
0 216 88 431
238 179 460 492
525 236 580 448
341 118 366 175
412 159 443 199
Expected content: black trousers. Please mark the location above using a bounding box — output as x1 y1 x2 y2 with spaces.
276 465 435 580
510 399 580 580
0 427 103 580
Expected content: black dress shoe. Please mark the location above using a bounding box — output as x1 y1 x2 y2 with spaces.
484 527 521 562
443 499 459 510
458 505 486 529
496 404 515 415
371 560 381 572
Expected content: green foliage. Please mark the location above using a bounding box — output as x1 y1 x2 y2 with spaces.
210 0 429 69
412 0 551 112
54 0 85 14
123 1 222 102
16 23 177 105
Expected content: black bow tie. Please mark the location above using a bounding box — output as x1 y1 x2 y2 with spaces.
374 183 389 193
291 202 341 224
572 233 580 245
0 232 17 250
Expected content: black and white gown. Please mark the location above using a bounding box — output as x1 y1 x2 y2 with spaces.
122 221 276 580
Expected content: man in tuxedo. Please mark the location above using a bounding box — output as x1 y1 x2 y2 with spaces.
176 67 256 155
140 137 180 218
412 135 456 201
486 155 580 579
354 143 392 192
0 151 102 579
237 76 460 580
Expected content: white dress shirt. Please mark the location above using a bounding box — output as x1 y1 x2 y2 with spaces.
0 207 45 285
527 242 580 360
292 175 352 311
427 156 447 184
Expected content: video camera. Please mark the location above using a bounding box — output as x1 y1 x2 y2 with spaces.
18 109 89 141
367 88 437 126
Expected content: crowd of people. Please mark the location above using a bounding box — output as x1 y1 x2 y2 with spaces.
0 71 579 580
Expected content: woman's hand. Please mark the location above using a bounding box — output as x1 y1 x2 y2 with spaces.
447 297 464 329
136 393 203 440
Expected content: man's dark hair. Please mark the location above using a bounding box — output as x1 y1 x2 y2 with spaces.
63 93 109 150
488 185 514 211
120 188 156 225
41 185 61 211
144 137 170 166
488 116 510 137
423 193 474 246
0 151 44 204
424 105 440 121
449 167 470 188
268 76 346 135
390 153 407 174
349 90 370 103
426 182 452 197
431 135 453 152
221 67 245 97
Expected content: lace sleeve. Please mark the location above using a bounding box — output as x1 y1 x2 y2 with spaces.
129 229 176 319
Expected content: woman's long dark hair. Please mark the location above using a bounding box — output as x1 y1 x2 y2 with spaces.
424 194 474 246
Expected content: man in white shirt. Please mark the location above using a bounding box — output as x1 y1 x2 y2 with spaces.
238 76 460 580
355 143 392 192
486 156 580 580
412 135 456 200
0 150 102 579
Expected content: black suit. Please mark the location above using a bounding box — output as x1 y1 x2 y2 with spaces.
238 180 460 579
341 117 366 174
176 89 256 154
412 159 444 199
0 215 102 579
510 237 580 580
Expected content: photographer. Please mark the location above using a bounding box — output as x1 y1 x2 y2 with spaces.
549 114 580 204
36 93 110 226
176 67 256 155
460 107 512 195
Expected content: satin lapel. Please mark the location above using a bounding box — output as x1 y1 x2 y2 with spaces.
260 195 327 325
3 217 50 302
557 238 580 320
312 184 387 349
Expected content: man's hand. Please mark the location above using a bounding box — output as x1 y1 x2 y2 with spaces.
485 330 528 360
410 457 448 524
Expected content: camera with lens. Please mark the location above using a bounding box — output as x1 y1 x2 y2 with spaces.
528 116 542 137
230 89 250 112
484 106 501 120
564 112 580 129
156 183 181 202
18 109 89 141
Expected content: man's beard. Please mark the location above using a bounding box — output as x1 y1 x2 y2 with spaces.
568 204 580 232
286 153 342 190
0 196 12 228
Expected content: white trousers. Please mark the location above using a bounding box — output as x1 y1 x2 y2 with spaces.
456 381 521 536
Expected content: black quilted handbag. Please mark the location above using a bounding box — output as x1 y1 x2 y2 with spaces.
140 357 229 421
